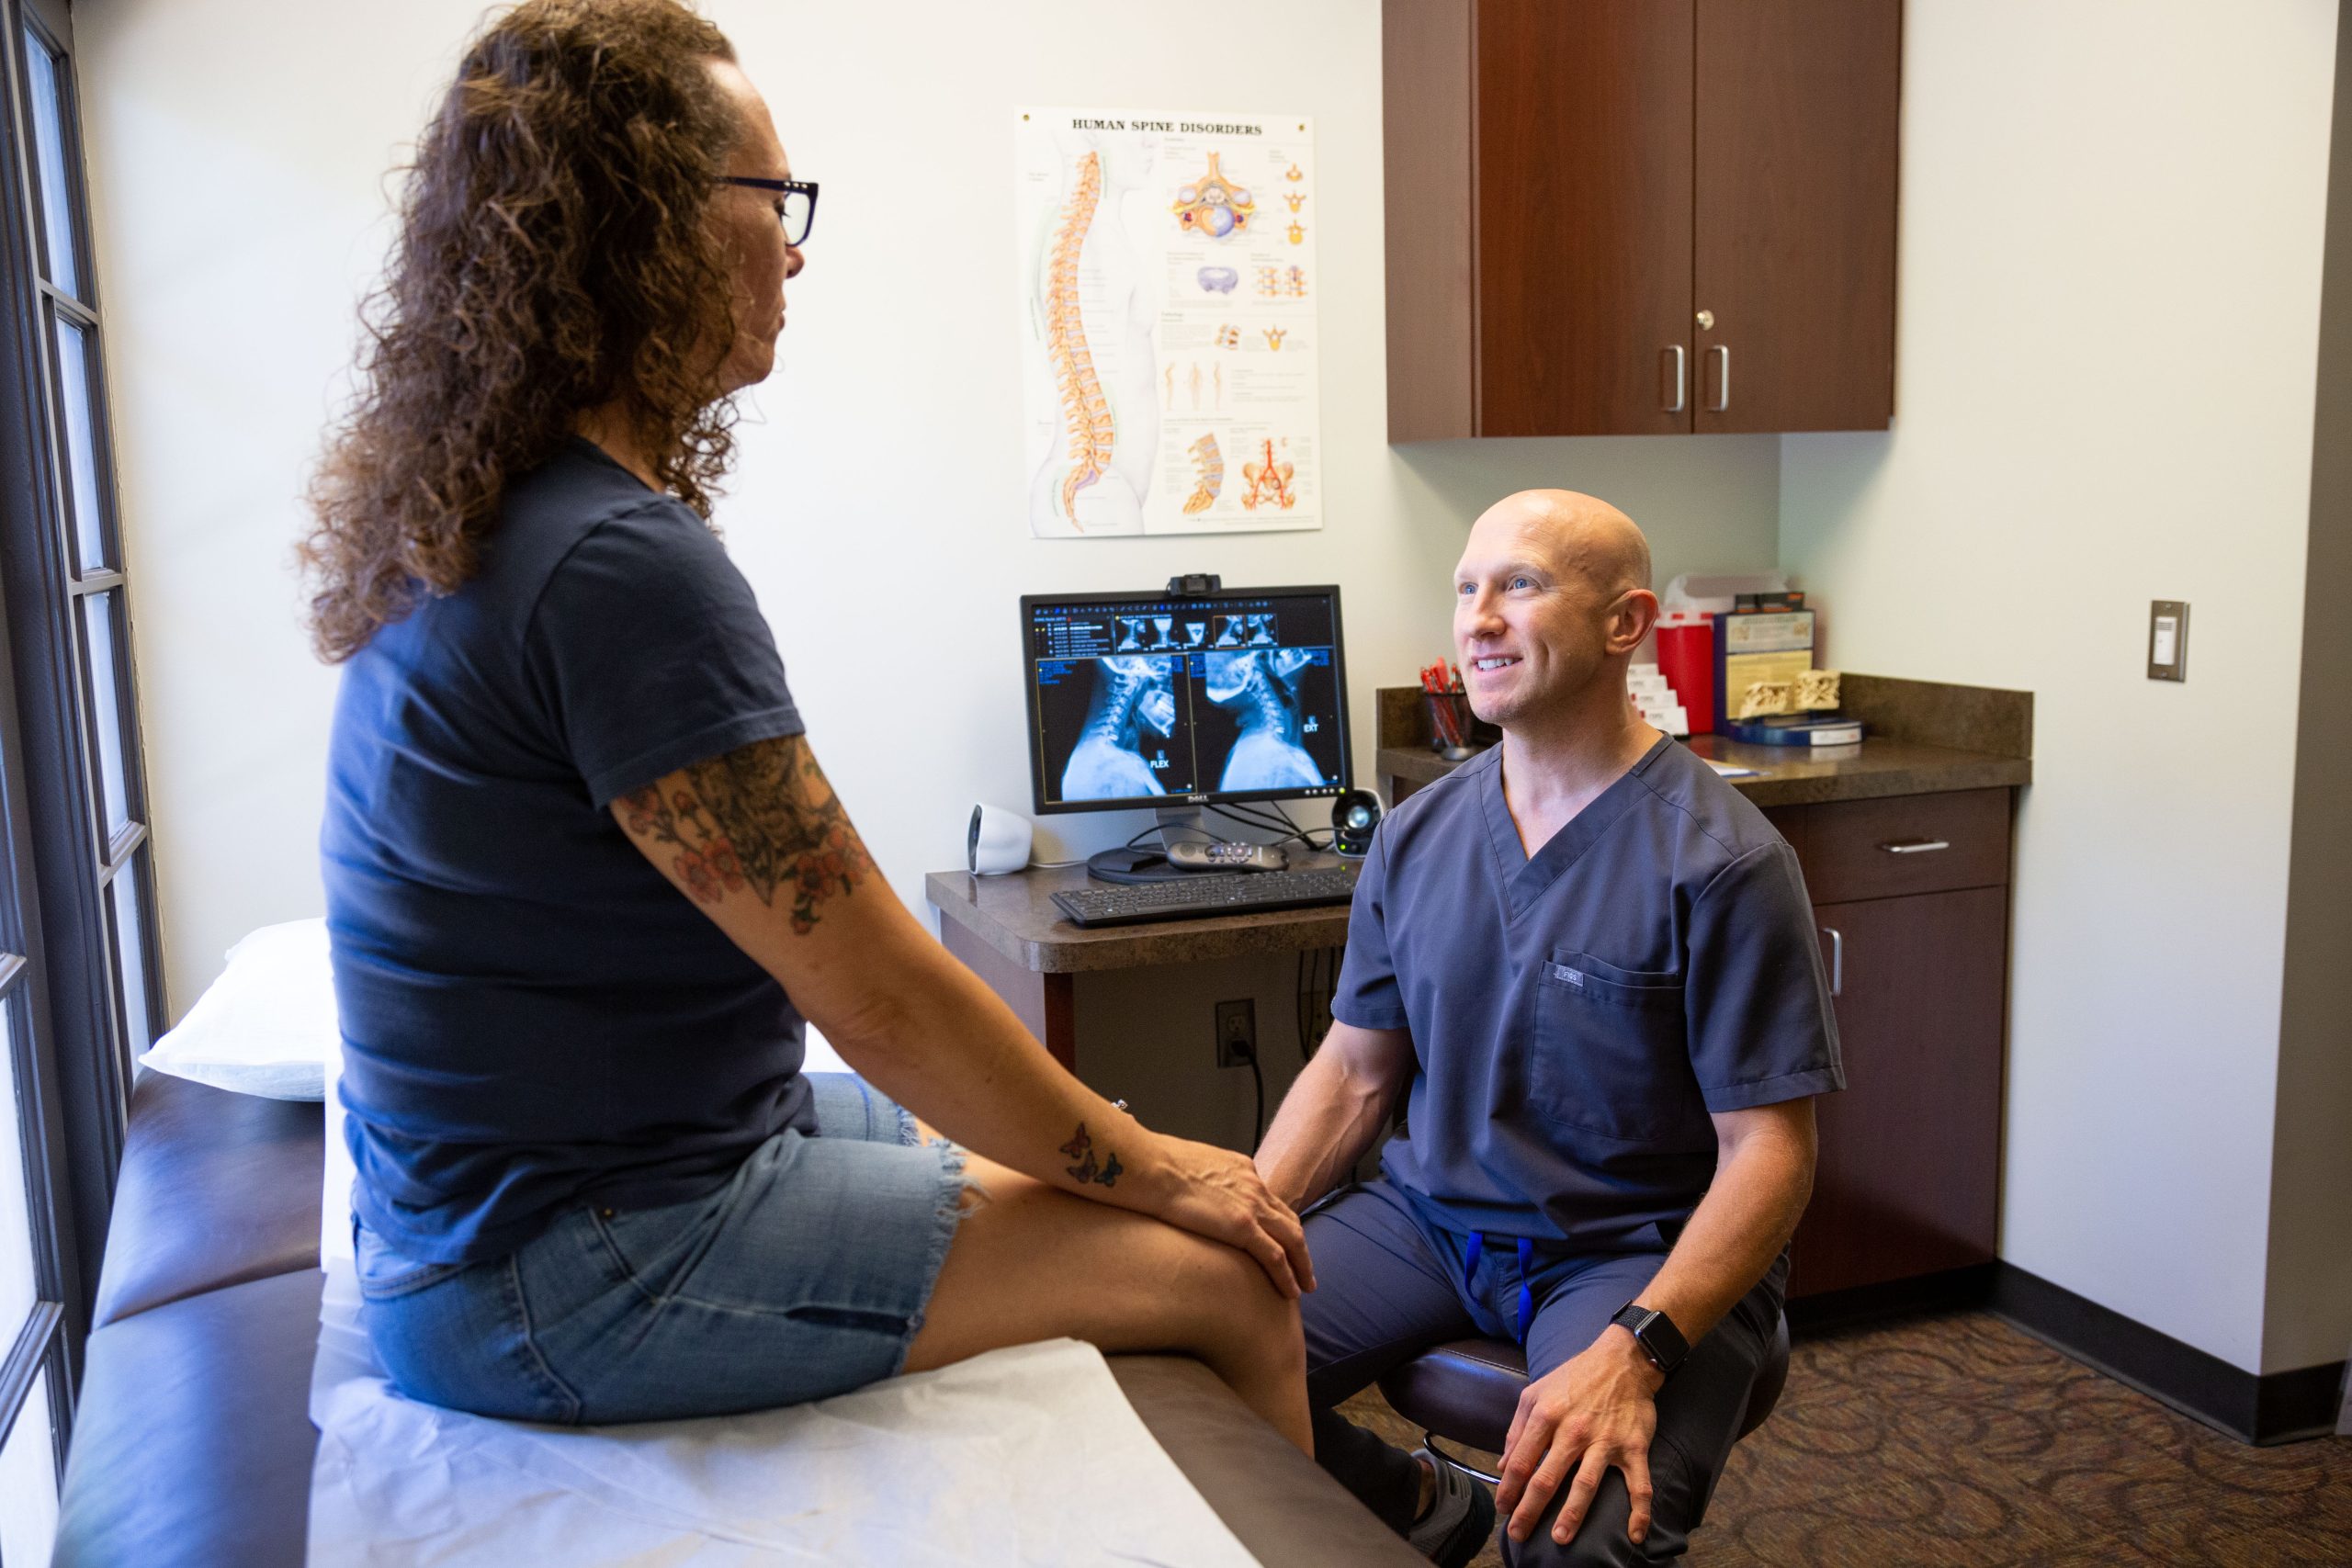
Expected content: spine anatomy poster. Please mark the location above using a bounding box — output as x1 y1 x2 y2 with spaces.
1016 107 1321 538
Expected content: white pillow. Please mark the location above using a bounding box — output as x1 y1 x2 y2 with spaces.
144 918 337 1100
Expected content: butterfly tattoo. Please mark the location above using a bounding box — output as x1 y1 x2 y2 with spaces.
1059 1122 1124 1188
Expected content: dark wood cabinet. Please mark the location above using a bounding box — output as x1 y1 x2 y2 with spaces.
1799 887 2007 1295
1693 0 1902 433
1382 0 1899 438
1471 0 1693 436
1772 789 2014 1300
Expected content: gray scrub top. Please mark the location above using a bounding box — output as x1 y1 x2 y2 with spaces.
1334 737 1843 1248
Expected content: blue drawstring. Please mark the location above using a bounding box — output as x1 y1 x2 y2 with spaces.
1517 1237 1533 1342
1463 1232 1538 1344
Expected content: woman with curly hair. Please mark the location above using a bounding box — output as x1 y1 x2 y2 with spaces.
310 0 1310 1445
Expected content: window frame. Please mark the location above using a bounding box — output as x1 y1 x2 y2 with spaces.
0 0 172 1493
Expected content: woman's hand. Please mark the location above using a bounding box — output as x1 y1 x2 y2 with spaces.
1137 1134 1317 1299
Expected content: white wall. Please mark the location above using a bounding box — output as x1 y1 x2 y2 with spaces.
1779 0 2339 1373
74 0 1781 1018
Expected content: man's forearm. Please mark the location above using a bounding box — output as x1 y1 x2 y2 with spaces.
1623 1112 1814 1348
1254 1031 1408 1209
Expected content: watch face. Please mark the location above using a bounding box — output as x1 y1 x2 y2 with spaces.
1614 1302 1686 1371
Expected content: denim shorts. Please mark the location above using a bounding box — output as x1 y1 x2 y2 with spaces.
355 1072 967 1424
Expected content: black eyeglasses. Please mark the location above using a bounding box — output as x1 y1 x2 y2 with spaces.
718 176 818 246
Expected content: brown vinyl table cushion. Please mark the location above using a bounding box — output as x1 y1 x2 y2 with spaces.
56 1269 323 1568
1378 1314 1792 1457
90 1070 324 1326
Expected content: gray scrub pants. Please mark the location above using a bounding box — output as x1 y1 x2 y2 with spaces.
1304 1181 1784 1566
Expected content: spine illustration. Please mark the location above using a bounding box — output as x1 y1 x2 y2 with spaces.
1046 152 1114 519
1183 434 1224 514
1172 152 1255 239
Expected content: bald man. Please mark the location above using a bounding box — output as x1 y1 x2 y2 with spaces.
1257 492 1842 1567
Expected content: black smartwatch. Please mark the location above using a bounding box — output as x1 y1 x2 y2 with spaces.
1610 1301 1690 1377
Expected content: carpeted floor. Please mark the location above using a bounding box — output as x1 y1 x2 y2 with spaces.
1337 1310 2352 1566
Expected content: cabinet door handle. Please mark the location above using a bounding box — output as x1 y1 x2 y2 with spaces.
1708 344 1730 412
1879 839 1952 855
1662 345 1686 412
1819 925 1844 997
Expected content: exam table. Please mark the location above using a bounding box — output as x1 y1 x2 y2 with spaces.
52 1071 1421 1566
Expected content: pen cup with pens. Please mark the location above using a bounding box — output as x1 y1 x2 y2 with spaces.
1420 661 1478 761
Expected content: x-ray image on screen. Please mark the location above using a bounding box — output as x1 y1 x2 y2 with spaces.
1211 613 1278 649
1035 655 1191 802
1115 615 1189 652
1194 648 1343 792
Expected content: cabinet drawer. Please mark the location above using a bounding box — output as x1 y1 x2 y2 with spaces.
1797 788 2010 904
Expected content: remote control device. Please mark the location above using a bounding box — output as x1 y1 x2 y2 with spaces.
1165 840 1289 874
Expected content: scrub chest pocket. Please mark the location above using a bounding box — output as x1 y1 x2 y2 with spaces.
1527 949 1696 1142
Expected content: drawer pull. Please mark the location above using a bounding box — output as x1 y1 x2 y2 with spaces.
1879 839 1951 855
1819 926 1843 998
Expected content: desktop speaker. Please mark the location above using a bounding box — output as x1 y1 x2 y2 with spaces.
967 803 1034 875
1331 790 1381 857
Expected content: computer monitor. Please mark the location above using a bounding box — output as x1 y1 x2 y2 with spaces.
1021 584 1352 816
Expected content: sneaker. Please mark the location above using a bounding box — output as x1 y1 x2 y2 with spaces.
1403 1445 1497 1567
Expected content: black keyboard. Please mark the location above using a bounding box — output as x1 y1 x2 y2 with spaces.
1052 866 1360 929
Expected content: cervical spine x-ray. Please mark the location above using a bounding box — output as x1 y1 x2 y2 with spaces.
1029 592 1346 808
1054 655 1186 799
1202 649 1326 791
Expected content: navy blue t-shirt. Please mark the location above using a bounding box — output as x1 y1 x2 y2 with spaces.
322 438 816 1265
1334 738 1843 1249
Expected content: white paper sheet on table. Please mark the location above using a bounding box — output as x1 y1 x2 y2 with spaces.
309 1252 1261 1566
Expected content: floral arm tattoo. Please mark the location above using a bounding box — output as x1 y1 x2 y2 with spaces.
617 735 876 934
623 738 1114 1184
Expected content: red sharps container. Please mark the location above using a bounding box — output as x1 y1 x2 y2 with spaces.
1656 612 1714 735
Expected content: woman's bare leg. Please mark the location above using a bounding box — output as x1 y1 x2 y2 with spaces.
903 1153 1310 1451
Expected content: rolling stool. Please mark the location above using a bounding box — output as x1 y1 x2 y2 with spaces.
1374 1312 1792 1484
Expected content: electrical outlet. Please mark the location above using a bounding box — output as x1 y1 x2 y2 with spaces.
1215 998 1257 1067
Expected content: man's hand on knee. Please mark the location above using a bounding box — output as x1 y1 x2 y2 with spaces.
1495 1326 1665 1548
